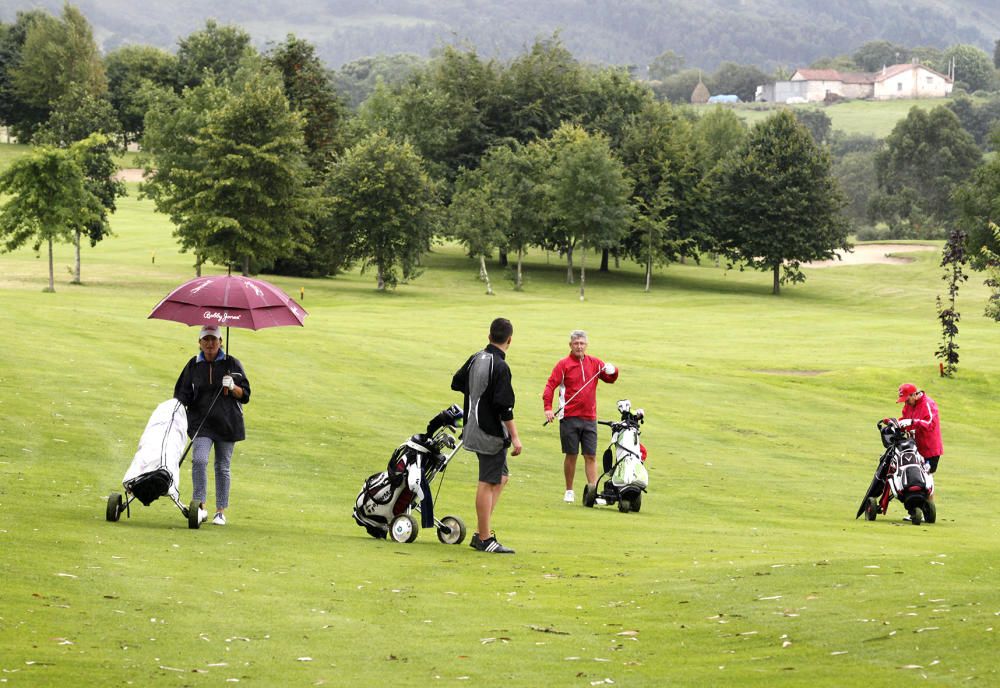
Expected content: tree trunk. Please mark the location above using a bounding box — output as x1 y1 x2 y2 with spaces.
566 245 574 284
772 264 781 295
377 265 386 291
71 230 81 284
515 249 524 291
645 255 652 292
614 251 620 269
45 237 55 292
579 247 586 301
242 255 250 276
498 250 508 267
195 253 203 277
600 248 609 272
479 255 494 295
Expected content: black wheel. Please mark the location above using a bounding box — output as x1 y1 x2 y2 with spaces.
864 497 878 521
910 507 923 525
632 492 642 513
188 499 202 529
105 492 123 522
389 514 419 543
436 515 466 545
618 497 632 513
924 500 937 524
582 483 597 508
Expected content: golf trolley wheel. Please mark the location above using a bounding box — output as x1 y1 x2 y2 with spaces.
923 501 937 524
864 497 878 521
188 499 202 530
618 497 633 513
389 513 419 543
582 483 597 508
631 492 642 513
910 508 923 526
436 515 467 545
105 492 123 522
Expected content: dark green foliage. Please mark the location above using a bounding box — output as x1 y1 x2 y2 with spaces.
0 10 50 139
648 50 685 81
652 68 703 104
141 64 318 273
793 109 832 144
954 129 1000 271
266 35 348 175
946 95 1000 150
870 106 981 238
936 229 968 377
853 40 908 72
832 150 879 233
710 110 849 295
33 85 122 150
333 54 424 109
937 45 997 93
104 44 179 143
323 130 439 290
175 20 256 89
708 62 770 103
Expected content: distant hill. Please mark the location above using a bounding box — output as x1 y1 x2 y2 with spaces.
3 0 999 73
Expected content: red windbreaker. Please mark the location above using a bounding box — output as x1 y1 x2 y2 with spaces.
901 392 943 458
542 354 618 421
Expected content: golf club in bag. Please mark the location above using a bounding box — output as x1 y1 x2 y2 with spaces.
353 405 467 544
583 399 648 512
857 417 936 525
106 373 241 529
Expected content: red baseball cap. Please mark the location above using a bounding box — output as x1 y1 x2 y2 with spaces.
896 383 918 403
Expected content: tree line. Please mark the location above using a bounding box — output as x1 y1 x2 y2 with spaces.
2 5 1000 303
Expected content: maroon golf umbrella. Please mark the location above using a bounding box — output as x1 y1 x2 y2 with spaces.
149 275 308 347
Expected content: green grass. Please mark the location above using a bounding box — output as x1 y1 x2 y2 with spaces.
725 98 954 138
2 184 1000 686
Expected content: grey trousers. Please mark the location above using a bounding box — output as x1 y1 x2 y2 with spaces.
191 436 235 509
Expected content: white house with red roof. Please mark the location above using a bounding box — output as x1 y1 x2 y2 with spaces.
755 63 953 103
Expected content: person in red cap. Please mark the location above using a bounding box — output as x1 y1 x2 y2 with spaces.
896 383 943 473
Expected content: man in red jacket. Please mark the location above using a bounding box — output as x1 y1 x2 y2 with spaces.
897 382 944 473
543 330 618 503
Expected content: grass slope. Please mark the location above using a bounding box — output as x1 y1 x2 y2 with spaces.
728 98 950 138
1 188 999 686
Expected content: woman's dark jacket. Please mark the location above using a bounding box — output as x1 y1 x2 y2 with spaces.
173 350 251 442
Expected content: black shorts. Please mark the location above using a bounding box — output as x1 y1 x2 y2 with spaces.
925 456 940 473
477 448 509 484
560 417 598 456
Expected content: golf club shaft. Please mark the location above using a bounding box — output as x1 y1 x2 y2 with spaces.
543 368 603 426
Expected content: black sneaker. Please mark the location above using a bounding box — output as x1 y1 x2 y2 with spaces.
469 532 482 549
473 536 514 554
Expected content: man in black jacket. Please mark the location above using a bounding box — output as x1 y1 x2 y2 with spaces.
174 325 251 526
451 318 522 554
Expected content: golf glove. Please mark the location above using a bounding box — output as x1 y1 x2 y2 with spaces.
221 375 235 390
603 362 616 375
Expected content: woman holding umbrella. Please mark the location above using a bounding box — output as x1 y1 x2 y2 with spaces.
174 325 251 526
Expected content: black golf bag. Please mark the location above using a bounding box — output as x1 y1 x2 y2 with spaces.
857 418 936 525
352 405 468 544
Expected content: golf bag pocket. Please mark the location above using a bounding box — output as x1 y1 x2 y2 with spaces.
360 471 395 506
612 457 649 490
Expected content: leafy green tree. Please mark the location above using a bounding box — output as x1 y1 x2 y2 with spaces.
652 68 702 104
709 61 769 102
939 44 997 93
0 10 50 139
546 123 630 298
620 101 706 287
691 105 746 174
793 109 832 144
954 129 1000 271
853 40 908 71
476 142 550 290
496 36 589 142
946 95 1000 150
175 20 256 89
832 150 879 233
8 4 107 142
870 106 981 238
936 229 968 377
710 110 849 295
266 35 347 175
0 144 91 291
982 222 1000 321
448 168 510 294
33 84 122 149
333 53 424 109
648 50 685 81
323 130 439 290
579 66 655 151
142 63 317 275
104 44 179 144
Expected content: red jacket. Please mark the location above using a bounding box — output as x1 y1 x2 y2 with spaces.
901 392 943 458
542 354 618 421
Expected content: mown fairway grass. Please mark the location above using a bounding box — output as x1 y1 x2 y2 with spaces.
2 185 999 686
